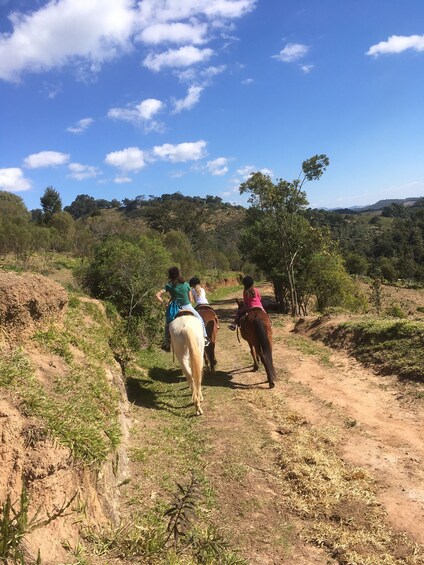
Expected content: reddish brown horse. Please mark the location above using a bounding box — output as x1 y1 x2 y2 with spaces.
236 299 276 388
196 305 219 372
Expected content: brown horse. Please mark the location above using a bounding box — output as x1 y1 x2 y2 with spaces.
196 304 219 372
236 300 276 388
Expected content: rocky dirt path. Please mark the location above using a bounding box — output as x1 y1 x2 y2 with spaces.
122 286 424 564
272 323 424 545
203 287 424 562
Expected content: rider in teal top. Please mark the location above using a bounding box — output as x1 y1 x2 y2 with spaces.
164 280 191 306
156 267 209 351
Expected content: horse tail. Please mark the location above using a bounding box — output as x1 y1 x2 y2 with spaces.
186 325 204 414
255 316 276 388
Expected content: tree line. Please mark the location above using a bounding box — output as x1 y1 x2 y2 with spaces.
2 155 422 344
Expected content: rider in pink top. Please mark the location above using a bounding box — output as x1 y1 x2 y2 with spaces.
229 276 265 330
243 285 263 309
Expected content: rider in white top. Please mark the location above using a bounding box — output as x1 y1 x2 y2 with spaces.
189 277 209 305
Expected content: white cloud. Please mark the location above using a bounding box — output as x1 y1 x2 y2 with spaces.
172 85 203 113
114 176 132 184
153 140 207 162
0 0 256 82
301 64 313 74
367 34 424 56
0 168 32 191
273 43 309 63
67 117 94 134
41 80 62 99
170 170 186 178
205 0 256 19
105 147 146 171
137 0 256 22
68 162 101 180
0 0 135 82
139 22 208 45
260 167 273 176
236 165 273 180
206 157 229 176
143 45 213 71
242 77 254 85
236 165 256 179
108 98 164 129
176 63 226 84
23 151 70 168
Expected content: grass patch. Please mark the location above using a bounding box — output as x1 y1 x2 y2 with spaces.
284 334 333 366
0 294 121 465
209 284 242 302
82 347 247 564
250 392 422 565
337 319 424 381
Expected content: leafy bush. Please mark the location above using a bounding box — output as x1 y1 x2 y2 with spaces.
308 252 368 313
78 235 170 346
385 303 407 318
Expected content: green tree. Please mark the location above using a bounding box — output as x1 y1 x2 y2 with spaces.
49 211 76 252
82 236 171 338
239 155 330 315
0 192 33 263
345 252 369 275
307 252 366 312
163 230 198 277
40 186 62 223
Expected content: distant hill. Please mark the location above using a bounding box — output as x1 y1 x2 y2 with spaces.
332 197 422 214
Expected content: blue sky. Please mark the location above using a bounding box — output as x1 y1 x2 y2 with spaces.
1 0 424 211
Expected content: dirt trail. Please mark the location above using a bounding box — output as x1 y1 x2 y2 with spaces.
205 288 424 560
271 330 424 544
123 286 424 564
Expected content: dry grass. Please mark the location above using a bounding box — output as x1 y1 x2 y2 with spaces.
248 391 423 565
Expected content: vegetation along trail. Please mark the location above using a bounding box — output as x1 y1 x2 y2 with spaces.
115 285 424 565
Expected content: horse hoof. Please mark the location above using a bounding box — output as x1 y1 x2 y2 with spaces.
269 382 275 389
196 408 203 416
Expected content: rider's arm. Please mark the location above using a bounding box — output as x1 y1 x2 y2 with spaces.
156 289 166 304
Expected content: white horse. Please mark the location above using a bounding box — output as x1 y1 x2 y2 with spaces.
169 314 205 416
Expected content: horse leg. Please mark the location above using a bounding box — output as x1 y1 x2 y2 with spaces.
208 341 217 373
250 345 259 371
258 352 275 388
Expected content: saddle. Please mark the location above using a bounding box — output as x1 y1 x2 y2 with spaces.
195 304 215 312
239 307 264 326
175 310 197 319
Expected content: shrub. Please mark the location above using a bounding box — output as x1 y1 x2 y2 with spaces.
78 235 170 346
385 303 407 318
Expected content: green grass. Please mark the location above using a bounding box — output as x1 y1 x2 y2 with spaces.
0 294 121 464
283 334 333 366
338 319 424 381
209 284 242 302
82 347 247 564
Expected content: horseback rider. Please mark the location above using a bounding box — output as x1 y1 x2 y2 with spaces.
156 267 209 351
189 276 220 330
189 276 209 306
228 276 265 331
